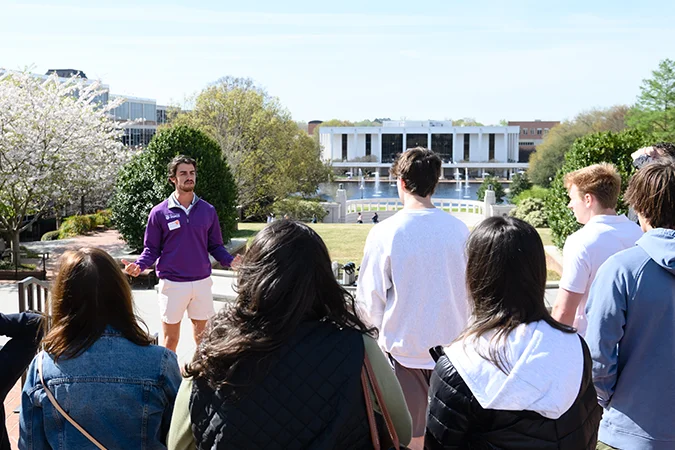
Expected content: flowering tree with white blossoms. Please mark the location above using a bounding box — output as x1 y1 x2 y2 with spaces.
0 70 133 264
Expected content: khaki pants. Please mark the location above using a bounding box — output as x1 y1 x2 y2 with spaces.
597 442 618 450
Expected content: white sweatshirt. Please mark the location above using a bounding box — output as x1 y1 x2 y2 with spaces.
445 320 583 419
357 208 470 369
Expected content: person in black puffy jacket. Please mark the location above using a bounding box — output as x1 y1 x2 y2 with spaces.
425 216 602 450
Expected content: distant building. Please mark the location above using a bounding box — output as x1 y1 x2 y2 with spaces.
0 68 174 148
308 120 323 135
507 120 560 162
319 120 527 179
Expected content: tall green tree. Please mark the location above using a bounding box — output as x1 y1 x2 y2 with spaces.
627 58 675 142
174 77 330 219
508 172 533 202
528 106 629 187
111 126 237 252
545 130 646 249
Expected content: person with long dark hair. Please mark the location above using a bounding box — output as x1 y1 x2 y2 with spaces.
425 216 602 449
168 220 412 449
19 248 181 449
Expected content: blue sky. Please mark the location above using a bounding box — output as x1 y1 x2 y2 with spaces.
1 0 674 124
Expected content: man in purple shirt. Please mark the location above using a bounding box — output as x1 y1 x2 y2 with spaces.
123 155 241 352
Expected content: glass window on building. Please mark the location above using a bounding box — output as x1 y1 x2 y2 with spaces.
381 134 403 163
432 134 453 162
463 134 470 161
143 128 156 146
522 128 528 135
131 128 142 146
115 103 129 121
489 133 496 161
122 129 130 146
406 134 427 151
341 134 348 161
143 103 157 123
157 108 167 124
365 134 371 156
537 128 542 135
130 102 143 120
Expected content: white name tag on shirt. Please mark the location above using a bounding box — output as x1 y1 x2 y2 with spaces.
167 219 181 231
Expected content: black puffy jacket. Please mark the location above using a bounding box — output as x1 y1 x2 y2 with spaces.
424 336 602 450
189 321 372 450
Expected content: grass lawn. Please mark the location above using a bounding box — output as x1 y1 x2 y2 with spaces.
237 222 560 280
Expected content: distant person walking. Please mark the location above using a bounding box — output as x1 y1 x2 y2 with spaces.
357 212 363 224
123 155 242 352
371 212 379 224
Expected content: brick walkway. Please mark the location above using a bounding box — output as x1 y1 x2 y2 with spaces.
4 382 21 449
2 230 128 449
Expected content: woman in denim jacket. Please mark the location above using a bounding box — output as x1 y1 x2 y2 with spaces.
19 247 181 450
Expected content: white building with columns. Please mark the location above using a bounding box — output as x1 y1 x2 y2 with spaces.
319 120 527 178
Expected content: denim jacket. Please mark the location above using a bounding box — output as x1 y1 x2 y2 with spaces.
19 327 181 450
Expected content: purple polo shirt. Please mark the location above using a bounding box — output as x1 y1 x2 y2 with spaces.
134 196 234 282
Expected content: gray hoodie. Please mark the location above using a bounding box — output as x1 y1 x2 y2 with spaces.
585 228 675 450
445 320 583 420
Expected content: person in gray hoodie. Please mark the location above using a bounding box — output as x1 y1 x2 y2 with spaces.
585 158 675 450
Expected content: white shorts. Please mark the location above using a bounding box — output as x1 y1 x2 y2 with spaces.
157 277 215 324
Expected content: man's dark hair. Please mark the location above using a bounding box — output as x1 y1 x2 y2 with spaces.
624 159 675 229
167 155 197 179
390 147 442 197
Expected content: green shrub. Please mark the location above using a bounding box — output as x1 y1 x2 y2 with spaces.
476 175 506 204
510 198 548 227
40 230 61 241
511 186 550 205
59 215 96 239
545 130 646 248
110 126 238 252
94 209 112 228
272 198 328 221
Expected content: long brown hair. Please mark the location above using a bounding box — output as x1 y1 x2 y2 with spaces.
186 220 375 388
42 247 153 360
461 216 575 374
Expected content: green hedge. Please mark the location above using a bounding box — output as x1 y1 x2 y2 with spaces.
40 230 61 241
272 198 327 221
510 186 550 205
510 198 548 227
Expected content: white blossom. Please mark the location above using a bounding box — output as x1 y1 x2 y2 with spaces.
0 70 135 259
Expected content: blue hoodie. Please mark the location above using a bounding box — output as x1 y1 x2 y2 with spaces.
585 228 675 450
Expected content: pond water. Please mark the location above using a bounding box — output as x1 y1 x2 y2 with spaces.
317 180 507 201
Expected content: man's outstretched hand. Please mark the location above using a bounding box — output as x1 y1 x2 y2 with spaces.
122 259 142 277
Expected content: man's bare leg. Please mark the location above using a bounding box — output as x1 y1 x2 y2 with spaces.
162 321 181 353
191 319 208 346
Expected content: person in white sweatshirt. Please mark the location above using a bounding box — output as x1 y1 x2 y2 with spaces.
357 147 470 449
551 163 642 336
425 216 602 450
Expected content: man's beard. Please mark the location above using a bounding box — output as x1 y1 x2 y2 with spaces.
180 182 195 192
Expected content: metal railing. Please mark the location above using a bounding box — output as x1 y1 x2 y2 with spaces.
1 250 49 281
345 197 485 216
